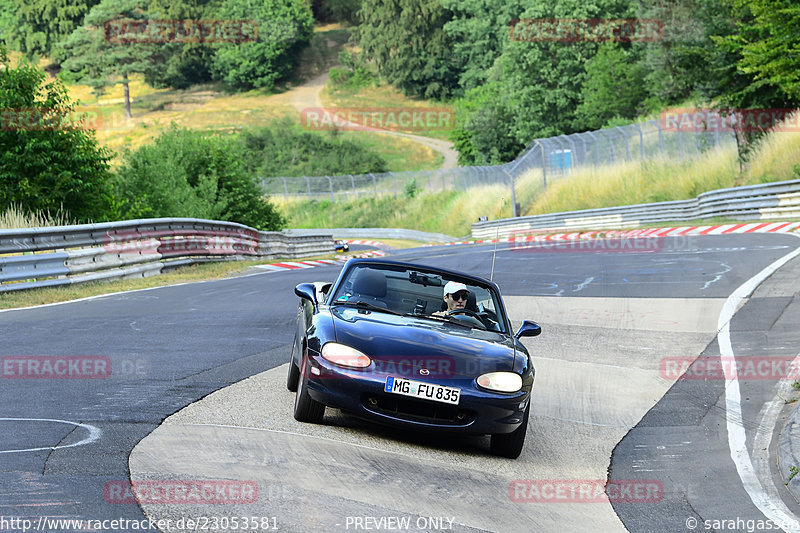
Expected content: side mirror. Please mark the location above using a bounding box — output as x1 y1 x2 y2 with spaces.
295 283 318 310
514 320 541 339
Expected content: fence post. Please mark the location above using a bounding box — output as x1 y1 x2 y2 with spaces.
632 123 644 160
282 177 288 201
349 174 356 197
502 168 517 218
392 172 397 197
326 176 334 202
305 177 312 199
615 126 631 161
586 131 600 165
370 173 377 198
538 141 547 189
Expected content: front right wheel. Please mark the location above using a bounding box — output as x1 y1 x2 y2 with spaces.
490 404 529 459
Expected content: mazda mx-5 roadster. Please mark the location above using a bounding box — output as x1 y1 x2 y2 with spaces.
287 258 541 458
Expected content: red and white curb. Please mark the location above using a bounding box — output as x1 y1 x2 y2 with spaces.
254 250 386 272
345 239 385 246
430 221 800 246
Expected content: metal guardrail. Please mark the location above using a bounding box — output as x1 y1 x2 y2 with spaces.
0 218 334 293
471 179 800 239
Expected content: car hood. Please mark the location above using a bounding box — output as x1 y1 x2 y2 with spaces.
328 307 522 376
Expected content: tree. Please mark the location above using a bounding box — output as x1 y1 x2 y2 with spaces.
5 0 100 65
358 0 460 99
576 43 647 130
450 82 523 165
718 0 800 102
143 0 216 89
0 44 114 222
61 0 157 118
211 0 314 90
440 0 524 92
113 125 286 231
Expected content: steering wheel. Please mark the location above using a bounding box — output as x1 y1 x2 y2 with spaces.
446 308 486 327
446 308 482 319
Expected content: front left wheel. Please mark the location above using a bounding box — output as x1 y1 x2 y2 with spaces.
490 404 529 459
293 356 325 423
287 340 300 392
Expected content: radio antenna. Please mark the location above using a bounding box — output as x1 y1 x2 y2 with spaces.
490 199 502 281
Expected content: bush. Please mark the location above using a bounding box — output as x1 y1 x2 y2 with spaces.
211 0 314 90
240 118 388 177
113 125 285 230
328 50 376 90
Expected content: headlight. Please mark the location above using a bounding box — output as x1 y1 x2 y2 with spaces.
476 372 523 393
321 343 372 368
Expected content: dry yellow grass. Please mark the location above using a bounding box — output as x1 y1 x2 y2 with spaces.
0 205 76 229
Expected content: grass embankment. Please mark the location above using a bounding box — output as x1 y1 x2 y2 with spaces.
281 129 800 237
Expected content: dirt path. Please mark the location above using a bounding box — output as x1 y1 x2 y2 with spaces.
290 71 459 170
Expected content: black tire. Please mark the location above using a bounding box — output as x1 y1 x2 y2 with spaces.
286 360 299 392
293 357 325 423
490 405 529 459
287 336 300 392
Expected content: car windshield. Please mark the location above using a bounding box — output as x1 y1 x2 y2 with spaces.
329 263 508 333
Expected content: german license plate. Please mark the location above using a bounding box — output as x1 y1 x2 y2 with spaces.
384 376 460 405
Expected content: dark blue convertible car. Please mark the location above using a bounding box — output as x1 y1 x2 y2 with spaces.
287 258 541 458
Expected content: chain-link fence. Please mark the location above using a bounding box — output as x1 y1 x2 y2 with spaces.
260 113 736 211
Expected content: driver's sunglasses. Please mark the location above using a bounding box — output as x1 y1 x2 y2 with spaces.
450 291 469 302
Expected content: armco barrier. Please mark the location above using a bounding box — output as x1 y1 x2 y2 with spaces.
0 218 333 293
472 179 800 239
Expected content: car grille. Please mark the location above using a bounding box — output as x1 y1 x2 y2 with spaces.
362 393 475 426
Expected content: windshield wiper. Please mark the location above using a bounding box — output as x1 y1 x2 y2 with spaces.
406 312 488 330
335 300 404 316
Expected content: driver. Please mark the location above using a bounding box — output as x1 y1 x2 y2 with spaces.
435 281 471 315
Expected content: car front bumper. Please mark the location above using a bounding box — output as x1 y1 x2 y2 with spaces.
303 350 531 435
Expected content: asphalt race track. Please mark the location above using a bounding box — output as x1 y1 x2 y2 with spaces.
2 233 800 532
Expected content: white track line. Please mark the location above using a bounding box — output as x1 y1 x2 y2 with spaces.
718 232 800 531
0 418 101 454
